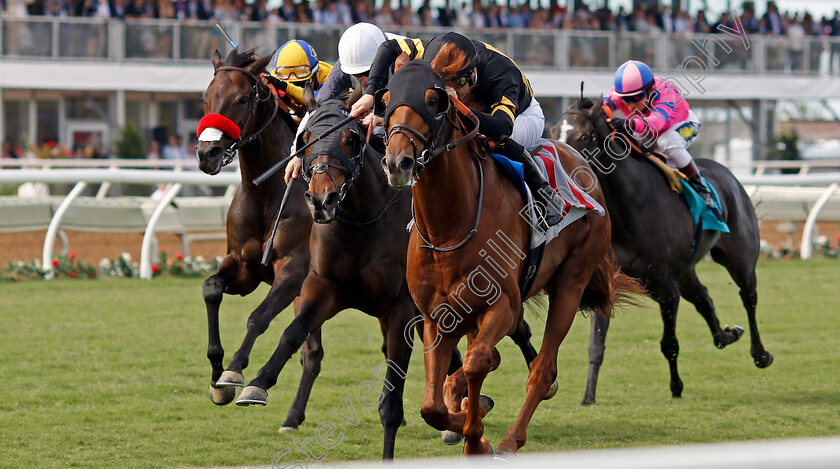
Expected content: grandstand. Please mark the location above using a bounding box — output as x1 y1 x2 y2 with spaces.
2 0 840 165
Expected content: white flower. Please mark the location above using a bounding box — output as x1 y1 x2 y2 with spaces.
121 252 132 262
99 258 112 269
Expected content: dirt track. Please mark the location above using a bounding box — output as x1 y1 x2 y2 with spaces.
0 231 227 265
2 221 839 266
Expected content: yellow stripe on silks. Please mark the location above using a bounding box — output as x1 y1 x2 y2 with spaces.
492 104 515 123
397 39 416 58
413 39 425 59
481 42 533 98
499 96 517 114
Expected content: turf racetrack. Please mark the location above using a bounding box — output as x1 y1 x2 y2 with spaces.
2 259 838 468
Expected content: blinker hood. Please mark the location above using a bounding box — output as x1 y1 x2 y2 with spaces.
381 60 448 133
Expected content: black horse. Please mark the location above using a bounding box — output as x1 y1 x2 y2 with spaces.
195 49 325 432
553 97 773 404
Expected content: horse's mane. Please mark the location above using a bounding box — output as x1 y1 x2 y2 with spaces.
429 43 469 79
224 48 261 70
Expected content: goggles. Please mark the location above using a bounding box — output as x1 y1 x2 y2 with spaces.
623 92 647 103
273 64 313 81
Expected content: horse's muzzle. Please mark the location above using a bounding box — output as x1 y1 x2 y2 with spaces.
382 154 414 189
305 190 340 224
195 143 225 175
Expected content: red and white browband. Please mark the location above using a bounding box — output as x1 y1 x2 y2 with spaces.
196 113 242 142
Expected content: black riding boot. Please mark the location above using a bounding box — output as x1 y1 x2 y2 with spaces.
688 174 716 209
497 138 564 230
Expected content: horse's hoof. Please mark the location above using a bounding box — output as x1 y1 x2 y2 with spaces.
278 426 298 434
400 418 407 427
581 395 595 406
493 444 516 461
543 380 559 401
216 370 245 387
441 430 465 445
209 384 236 405
236 386 267 406
754 351 774 369
479 394 495 413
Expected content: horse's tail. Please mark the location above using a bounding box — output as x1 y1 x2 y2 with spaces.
580 248 646 318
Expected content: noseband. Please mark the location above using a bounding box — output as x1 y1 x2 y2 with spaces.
205 65 280 166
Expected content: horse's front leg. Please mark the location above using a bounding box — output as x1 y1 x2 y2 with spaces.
462 308 511 455
377 303 415 459
204 256 255 405
279 297 325 433
220 255 308 385
236 274 343 405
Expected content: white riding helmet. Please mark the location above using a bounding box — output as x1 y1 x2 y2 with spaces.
338 22 388 75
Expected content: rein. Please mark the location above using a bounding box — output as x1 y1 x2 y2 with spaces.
213 65 280 166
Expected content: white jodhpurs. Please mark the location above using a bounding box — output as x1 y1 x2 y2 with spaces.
655 110 701 168
510 96 545 152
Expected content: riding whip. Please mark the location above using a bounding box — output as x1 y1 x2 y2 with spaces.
253 115 355 186
261 178 295 266
215 24 241 53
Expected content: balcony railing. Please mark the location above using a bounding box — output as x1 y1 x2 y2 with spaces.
1 17 838 76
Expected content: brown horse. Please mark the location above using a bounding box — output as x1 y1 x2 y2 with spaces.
233 92 417 459
376 58 640 455
195 48 323 432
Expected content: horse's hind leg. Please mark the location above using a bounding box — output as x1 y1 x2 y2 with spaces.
510 314 559 400
377 305 414 459
499 280 583 454
653 284 684 398
710 247 773 368
581 312 610 406
279 297 323 432
679 269 744 349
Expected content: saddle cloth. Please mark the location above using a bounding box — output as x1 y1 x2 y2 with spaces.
489 138 605 249
679 176 730 233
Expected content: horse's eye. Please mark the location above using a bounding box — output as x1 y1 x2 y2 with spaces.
238 96 249 105
581 135 588 142
428 97 438 107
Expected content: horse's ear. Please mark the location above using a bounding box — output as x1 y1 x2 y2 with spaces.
250 54 272 76
373 89 389 118
303 81 317 113
394 52 410 72
212 49 223 70
594 94 605 115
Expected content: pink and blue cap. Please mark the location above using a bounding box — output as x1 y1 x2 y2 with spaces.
613 60 654 97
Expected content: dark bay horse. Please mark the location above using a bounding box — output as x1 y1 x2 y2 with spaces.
231 93 418 459
196 49 324 432
377 59 641 455
553 97 773 404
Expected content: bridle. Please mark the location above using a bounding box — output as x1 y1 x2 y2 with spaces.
212 65 281 166
384 96 479 177
386 95 483 252
300 107 367 207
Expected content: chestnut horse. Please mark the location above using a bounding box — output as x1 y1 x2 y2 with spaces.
196 48 323 432
553 97 772 404
377 59 640 455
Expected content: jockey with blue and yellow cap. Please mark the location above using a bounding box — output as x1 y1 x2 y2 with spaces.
264 39 333 115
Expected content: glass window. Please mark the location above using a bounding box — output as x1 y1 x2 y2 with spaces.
36 101 59 144
66 97 109 120
3 100 31 146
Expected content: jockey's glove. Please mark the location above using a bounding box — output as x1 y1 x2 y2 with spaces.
261 74 288 93
608 117 628 132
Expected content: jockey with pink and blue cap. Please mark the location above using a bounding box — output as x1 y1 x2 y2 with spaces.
604 60 715 208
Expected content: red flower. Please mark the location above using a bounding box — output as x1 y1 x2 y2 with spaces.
836 236 840 244
175 253 184 260
178 263 184 269
69 271 77 278
51 258 60 268
151 264 160 274
69 250 76 261
92 271 97 278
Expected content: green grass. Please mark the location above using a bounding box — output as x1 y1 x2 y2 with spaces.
1 259 838 468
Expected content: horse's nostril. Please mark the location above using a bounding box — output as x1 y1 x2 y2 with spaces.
399 157 414 174
323 192 340 208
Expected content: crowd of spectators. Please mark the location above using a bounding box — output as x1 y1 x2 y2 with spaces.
2 0 840 40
